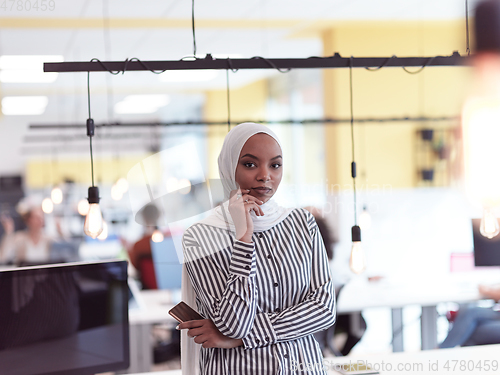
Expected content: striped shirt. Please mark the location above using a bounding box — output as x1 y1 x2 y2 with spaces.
183 208 336 374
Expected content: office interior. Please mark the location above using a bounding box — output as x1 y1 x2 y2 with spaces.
1 0 500 374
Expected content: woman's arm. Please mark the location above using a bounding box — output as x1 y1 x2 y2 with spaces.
183 225 258 339
241 215 336 349
479 284 500 302
0 218 20 264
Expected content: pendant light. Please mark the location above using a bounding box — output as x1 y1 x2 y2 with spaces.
350 225 365 274
83 72 104 239
97 219 109 241
462 0 500 239
51 186 63 204
111 183 124 201
77 198 90 216
348 58 366 274
41 197 54 214
151 227 164 243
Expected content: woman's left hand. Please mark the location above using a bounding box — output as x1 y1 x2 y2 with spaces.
177 319 243 349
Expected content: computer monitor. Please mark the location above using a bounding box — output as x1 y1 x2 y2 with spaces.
0 260 129 375
150 236 182 290
472 218 500 266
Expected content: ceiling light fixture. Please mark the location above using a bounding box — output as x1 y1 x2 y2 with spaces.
41 197 54 214
151 227 164 243
51 186 63 205
1 96 48 115
83 72 104 239
348 58 366 275
0 55 63 83
77 198 90 216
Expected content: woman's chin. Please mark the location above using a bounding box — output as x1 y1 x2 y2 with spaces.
258 195 274 204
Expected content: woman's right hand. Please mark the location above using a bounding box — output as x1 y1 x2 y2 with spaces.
228 188 264 243
0 214 14 235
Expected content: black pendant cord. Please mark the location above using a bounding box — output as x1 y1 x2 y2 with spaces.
87 71 95 188
87 71 91 120
192 0 197 57
465 0 471 56
226 69 231 132
90 135 95 187
349 57 357 226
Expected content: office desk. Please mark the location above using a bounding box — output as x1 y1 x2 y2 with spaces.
324 344 500 375
127 290 176 374
0 325 125 375
126 271 500 372
337 271 500 352
127 345 500 375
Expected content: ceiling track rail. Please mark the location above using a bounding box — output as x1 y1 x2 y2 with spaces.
29 116 459 130
44 52 468 73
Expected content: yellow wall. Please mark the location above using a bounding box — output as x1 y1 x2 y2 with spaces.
204 79 268 179
322 21 471 189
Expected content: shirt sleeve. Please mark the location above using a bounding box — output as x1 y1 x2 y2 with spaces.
242 215 336 349
183 226 258 339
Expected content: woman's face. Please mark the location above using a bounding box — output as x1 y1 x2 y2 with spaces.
235 133 283 203
26 207 45 230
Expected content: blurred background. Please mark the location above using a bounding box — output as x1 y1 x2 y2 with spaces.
0 0 494 360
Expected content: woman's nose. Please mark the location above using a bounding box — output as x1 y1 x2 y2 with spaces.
257 168 271 181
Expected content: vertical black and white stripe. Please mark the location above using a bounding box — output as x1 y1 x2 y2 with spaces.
183 208 336 374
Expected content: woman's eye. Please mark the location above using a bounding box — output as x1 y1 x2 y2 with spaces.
272 163 282 169
244 162 256 168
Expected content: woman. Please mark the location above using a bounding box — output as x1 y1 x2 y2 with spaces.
0 197 52 266
178 123 336 374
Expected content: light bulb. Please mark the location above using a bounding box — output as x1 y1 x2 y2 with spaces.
359 206 372 230
83 187 103 239
480 208 500 239
51 186 63 204
350 241 366 275
111 183 123 201
41 198 53 214
77 199 89 216
350 225 366 274
97 220 108 241
178 178 191 195
116 177 129 193
84 203 104 239
151 229 164 243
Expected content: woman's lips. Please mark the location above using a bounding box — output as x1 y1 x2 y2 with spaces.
252 187 271 194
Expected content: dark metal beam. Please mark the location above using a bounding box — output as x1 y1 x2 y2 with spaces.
44 53 469 73
29 116 459 130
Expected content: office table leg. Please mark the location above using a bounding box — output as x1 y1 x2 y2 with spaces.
391 308 404 352
121 323 153 374
421 305 438 350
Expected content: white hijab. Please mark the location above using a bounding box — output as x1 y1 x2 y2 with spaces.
180 123 293 375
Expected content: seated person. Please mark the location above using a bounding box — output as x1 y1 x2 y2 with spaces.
127 204 170 289
439 284 500 348
126 203 180 363
0 197 54 266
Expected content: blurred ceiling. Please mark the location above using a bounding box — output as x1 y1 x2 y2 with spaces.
0 0 477 171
